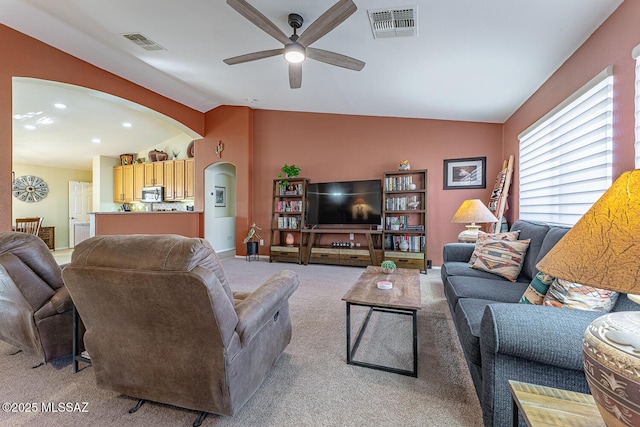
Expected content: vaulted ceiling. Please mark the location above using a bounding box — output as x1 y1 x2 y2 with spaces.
3 0 623 169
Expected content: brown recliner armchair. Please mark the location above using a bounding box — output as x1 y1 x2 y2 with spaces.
0 232 73 363
62 234 299 423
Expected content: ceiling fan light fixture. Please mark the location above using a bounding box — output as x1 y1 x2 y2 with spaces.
284 43 306 63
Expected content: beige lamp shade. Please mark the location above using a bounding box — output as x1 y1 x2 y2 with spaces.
536 170 640 293
536 170 640 427
450 199 499 242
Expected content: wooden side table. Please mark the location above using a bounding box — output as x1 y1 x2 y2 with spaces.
508 380 605 427
72 305 91 373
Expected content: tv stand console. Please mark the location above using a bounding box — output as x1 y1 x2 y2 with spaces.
302 228 382 267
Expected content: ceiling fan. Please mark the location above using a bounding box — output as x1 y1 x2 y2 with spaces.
224 0 365 89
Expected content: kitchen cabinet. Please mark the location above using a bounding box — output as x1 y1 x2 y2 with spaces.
133 163 145 201
144 162 164 186
163 160 187 201
164 160 176 200
185 158 194 199
115 159 194 202
113 165 134 202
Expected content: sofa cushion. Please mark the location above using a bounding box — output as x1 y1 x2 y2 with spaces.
543 279 619 312
469 231 520 264
510 220 551 282
470 238 531 281
442 261 518 281
534 225 570 267
519 272 554 305
445 275 529 310
455 298 497 365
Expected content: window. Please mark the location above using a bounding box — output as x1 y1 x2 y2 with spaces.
518 67 613 226
634 44 640 168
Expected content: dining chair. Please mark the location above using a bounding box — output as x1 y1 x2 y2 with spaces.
15 217 43 235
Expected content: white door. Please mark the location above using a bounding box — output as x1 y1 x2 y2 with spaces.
69 181 93 248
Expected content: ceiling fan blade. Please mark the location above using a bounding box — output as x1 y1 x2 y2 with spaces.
307 48 365 71
224 48 284 65
226 0 291 45
297 0 357 47
289 63 302 89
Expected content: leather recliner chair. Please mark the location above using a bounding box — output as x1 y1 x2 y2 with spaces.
0 232 73 363
62 234 299 421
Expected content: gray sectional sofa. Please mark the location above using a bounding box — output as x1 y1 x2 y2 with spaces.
441 219 638 427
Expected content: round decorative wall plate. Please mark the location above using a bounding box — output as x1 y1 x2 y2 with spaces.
12 175 49 203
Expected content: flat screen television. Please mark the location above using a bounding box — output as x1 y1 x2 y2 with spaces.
307 179 382 227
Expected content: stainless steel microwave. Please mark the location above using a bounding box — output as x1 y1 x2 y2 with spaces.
141 186 164 202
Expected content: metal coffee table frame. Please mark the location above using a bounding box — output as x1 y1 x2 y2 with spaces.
346 301 418 377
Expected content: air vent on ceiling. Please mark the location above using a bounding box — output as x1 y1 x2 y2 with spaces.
122 33 166 51
368 6 417 39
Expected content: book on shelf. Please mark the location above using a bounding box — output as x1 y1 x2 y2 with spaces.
278 183 304 196
277 216 300 230
385 216 425 231
277 200 302 212
384 234 425 251
385 195 420 210
384 175 414 191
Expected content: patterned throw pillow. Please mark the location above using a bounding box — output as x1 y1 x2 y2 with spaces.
519 272 555 304
468 231 521 264
543 278 619 312
470 238 531 282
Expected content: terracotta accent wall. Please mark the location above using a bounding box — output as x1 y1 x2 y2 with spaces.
94 212 202 237
252 110 503 266
198 106 253 253
0 24 204 230
503 1 640 223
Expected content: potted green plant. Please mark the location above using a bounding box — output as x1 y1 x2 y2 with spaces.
381 260 397 273
277 164 301 186
243 223 262 261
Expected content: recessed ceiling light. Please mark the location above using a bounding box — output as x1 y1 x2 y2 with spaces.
122 122 132 128
36 117 53 125
92 138 101 143
24 125 36 130
54 103 67 109
13 111 43 121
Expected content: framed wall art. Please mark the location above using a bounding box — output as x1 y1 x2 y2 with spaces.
443 157 486 189
215 186 226 207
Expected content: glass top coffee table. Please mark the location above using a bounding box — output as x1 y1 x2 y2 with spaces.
342 266 421 377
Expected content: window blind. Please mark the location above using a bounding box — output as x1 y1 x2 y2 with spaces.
633 44 640 168
518 67 613 226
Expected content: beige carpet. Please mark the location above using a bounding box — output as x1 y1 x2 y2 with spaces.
0 259 482 427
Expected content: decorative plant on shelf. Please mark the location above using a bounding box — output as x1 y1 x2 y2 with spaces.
381 260 397 273
277 164 301 186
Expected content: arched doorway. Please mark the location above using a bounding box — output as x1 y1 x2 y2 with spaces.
204 162 237 256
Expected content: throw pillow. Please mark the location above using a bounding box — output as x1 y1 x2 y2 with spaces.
519 271 555 305
470 238 531 282
543 278 619 312
468 231 521 264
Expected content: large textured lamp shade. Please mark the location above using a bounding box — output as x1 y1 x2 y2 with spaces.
536 169 640 427
450 199 498 242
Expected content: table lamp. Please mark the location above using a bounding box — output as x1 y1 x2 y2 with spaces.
450 199 499 242
536 169 640 427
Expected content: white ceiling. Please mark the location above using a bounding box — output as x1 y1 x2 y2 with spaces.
2 0 624 170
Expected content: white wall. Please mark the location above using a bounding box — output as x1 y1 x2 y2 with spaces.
204 163 236 253
12 163 92 249
93 155 119 212
136 134 192 161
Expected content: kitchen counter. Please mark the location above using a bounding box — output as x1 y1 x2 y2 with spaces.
90 211 203 238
